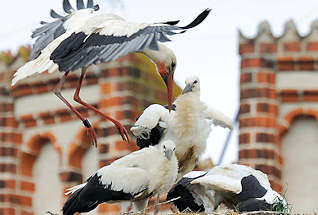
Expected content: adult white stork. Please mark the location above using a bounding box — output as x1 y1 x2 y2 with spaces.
63 140 178 215
131 76 233 179
11 0 211 146
167 164 289 213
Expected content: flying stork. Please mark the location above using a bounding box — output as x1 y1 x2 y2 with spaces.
167 164 289 213
63 140 178 215
131 76 233 179
11 0 211 146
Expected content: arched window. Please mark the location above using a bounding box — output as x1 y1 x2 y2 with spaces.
33 143 62 214
20 133 62 215
282 116 318 213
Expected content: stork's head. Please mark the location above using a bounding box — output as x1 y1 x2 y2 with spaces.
182 76 200 94
143 44 176 112
160 140 176 160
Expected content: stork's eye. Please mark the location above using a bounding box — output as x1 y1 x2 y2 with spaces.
163 145 166 149
193 80 198 84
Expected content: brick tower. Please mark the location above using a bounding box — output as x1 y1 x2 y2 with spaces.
0 47 181 215
239 20 318 212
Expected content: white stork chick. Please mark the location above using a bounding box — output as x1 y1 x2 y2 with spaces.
167 164 289 213
131 76 233 179
63 140 178 215
11 0 211 146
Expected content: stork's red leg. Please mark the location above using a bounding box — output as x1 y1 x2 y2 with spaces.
53 72 97 147
73 68 130 144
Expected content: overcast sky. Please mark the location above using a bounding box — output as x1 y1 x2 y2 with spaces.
1 0 317 164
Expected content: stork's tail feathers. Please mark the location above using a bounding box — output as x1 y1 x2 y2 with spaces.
11 56 58 86
63 183 98 215
181 8 211 30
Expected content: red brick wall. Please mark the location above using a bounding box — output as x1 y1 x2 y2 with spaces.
0 57 22 214
239 20 318 192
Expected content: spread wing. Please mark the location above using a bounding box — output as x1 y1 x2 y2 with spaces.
50 9 211 72
29 0 99 61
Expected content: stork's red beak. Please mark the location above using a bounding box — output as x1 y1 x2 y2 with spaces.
166 72 174 112
157 62 174 112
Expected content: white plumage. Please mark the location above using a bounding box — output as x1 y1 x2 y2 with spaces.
167 164 289 213
192 164 271 193
63 140 178 215
131 76 233 179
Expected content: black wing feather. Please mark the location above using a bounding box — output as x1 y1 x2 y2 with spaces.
235 175 267 202
50 9 64 19
181 9 211 29
29 20 66 60
50 25 178 71
63 174 133 215
29 0 98 61
63 0 73 14
77 0 85 9
87 0 94 8
136 124 166 149
167 174 207 212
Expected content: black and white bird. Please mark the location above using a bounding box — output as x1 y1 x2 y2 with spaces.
131 76 233 179
11 0 211 146
167 164 289 213
63 140 178 215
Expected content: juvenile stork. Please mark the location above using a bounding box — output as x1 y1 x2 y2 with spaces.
63 140 178 215
11 0 211 146
131 76 233 179
167 164 289 213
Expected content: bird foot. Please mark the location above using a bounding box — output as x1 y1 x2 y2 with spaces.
86 127 97 147
115 124 130 144
83 119 97 147
130 125 151 139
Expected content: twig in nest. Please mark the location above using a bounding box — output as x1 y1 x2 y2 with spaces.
146 196 181 210
120 197 181 215
46 211 59 215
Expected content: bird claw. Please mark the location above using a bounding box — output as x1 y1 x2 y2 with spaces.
116 124 130 144
86 127 97 147
83 119 97 147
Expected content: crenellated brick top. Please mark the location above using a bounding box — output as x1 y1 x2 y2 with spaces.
239 20 318 54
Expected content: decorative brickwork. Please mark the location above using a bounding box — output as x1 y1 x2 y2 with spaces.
0 48 181 214
239 20 318 193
